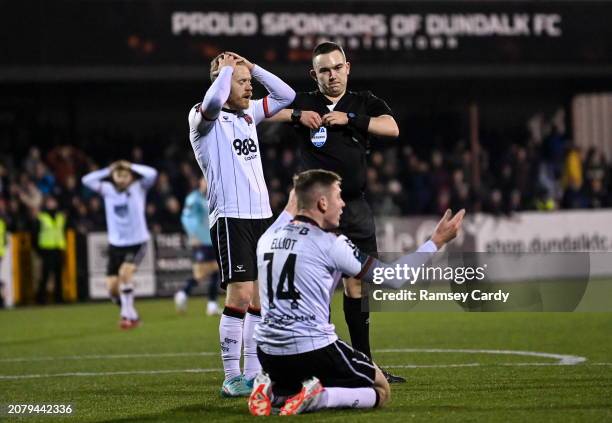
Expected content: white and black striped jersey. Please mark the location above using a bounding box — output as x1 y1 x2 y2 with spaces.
255 212 373 355
188 65 295 227
82 164 157 247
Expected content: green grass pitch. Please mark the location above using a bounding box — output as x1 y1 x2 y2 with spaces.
1 294 611 422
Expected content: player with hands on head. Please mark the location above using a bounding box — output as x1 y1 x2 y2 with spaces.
188 50 295 397
82 160 158 329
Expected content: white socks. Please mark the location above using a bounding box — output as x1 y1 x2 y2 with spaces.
243 308 262 380
120 283 138 320
220 307 245 381
315 387 377 410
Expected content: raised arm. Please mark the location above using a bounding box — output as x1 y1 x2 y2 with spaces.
200 64 234 121
81 167 111 193
331 209 465 289
223 51 295 124
363 209 464 288
250 65 295 122
131 163 158 189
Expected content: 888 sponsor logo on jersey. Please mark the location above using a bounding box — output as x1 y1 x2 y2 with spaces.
233 138 258 158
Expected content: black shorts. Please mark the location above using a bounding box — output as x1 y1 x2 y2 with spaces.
211 217 273 289
106 243 147 276
257 339 376 396
192 245 216 263
339 196 378 257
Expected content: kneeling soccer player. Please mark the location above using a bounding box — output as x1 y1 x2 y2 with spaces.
249 170 464 415
82 160 157 329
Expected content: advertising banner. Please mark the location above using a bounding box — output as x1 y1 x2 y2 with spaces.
2 1 612 79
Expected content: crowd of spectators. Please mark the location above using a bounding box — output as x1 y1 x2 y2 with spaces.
0 108 610 238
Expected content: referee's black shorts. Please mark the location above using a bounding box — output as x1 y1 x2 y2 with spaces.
211 217 273 289
257 339 377 396
338 196 378 258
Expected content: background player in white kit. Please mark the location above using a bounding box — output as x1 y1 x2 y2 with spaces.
174 176 221 316
188 52 295 397
250 170 464 415
82 160 158 329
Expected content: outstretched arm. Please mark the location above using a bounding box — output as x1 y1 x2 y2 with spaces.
331 209 465 289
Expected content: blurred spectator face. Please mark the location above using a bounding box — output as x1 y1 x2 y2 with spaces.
388 180 402 195
65 175 77 191
165 197 181 214
77 202 88 217
180 162 194 178
156 172 170 191
591 178 603 193
371 151 384 168
510 190 522 209
452 169 464 186
45 196 58 211
112 169 133 191
0 198 5 214
132 146 144 163
269 177 281 191
311 49 350 98
502 164 512 179
29 146 41 160
431 150 443 168
199 177 208 194
491 189 502 206
146 203 156 217
437 189 451 210
9 199 19 214
35 162 47 179
281 150 294 167
89 197 101 212
517 147 527 162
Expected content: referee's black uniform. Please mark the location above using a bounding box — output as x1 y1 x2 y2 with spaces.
288 89 395 359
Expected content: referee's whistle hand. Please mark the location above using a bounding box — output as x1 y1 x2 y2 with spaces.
300 111 323 129
322 111 348 127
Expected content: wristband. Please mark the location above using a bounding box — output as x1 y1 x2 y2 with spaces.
291 109 302 123
347 112 370 133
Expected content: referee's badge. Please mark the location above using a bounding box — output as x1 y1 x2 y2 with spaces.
310 127 327 148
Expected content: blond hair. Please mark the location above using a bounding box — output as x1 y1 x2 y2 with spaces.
209 53 245 82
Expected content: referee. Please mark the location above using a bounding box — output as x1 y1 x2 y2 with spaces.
268 42 403 383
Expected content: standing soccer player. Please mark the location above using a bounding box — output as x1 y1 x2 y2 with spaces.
268 42 402 381
249 170 464 415
174 176 221 316
188 52 295 396
82 160 157 329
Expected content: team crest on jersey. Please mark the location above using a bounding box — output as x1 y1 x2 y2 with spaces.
114 204 128 218
310 127 327 147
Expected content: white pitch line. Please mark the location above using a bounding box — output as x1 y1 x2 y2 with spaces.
0 361 599 381
374 348 586 365
0 352 217 363
0 368 220 380
384 363 480 369
0 348 586 365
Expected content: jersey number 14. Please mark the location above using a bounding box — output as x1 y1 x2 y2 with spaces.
263 253 300 309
